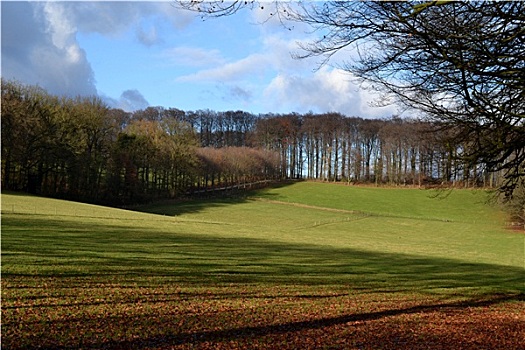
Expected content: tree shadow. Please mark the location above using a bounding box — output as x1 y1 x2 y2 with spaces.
10 292 522 349
2 216 524 294
129 181 292 217
3 215 525 349
95 294 524 349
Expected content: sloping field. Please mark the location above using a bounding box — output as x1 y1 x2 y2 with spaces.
2 182 524 349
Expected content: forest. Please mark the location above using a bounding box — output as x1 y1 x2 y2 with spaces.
1 79 507 206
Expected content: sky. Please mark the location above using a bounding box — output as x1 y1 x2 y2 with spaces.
1 1 399 118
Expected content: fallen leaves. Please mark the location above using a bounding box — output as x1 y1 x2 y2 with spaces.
2 276 524 349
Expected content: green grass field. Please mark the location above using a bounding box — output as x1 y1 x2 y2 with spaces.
2 182 524 349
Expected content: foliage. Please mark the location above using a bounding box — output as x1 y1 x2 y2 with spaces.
2 184 524 348
178 1 525 199
1 80 280 205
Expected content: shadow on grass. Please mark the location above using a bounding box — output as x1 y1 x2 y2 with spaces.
2 216 524 295
130 181 292 217
3 214 525 349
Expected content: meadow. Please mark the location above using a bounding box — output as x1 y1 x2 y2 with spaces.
2 182 524 349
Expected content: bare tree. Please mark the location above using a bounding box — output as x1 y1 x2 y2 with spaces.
178 1 524 198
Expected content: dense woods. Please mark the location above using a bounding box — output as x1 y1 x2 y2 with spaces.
2 79 511 206
0 80 280 205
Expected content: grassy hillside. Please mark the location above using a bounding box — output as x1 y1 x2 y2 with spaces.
138 182 522 268
2 183 524 349
2 183 523 291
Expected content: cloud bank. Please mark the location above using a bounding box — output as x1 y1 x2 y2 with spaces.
1 1 397 117
1 2 192 109
2 1 97 96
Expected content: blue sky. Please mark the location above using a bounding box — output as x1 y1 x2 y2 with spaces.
1 1 399 118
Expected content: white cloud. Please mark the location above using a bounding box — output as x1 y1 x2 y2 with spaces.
173 29 310 85
2 2 96 96
171 15 322 111
161 47 226 67
260 34 314 73
245 2 397 117
56 2 193 38
41 2 76 49
1 1 398 118
1 1 193 100
176 53 270 82
263 67 397 117
1 2 97 97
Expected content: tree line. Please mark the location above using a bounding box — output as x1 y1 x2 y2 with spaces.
2 79 509 206
1 80 280 205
